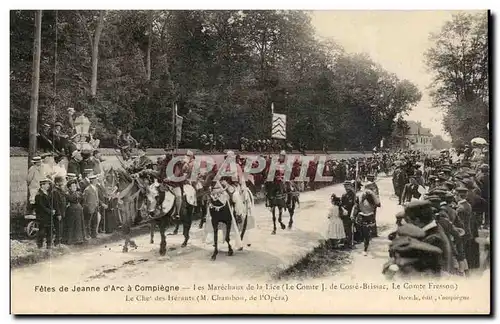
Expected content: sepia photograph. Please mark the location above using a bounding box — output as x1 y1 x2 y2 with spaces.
9 7 491 314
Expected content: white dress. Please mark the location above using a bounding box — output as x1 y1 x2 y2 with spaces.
325 206 346 240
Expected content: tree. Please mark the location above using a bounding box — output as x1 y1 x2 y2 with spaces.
28 10 42 166
431 135 452 150
11 10 423 151
425 12 488 144
77 10 106 97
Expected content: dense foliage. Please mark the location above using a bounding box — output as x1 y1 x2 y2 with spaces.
11 10 422 150
425 12 489 147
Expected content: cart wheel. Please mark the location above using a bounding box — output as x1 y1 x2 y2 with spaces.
25 221 39 239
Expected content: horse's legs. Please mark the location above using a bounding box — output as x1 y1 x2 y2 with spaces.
271 206 277 235
225 220 233 256
211 219 219 261
172 220 180 235
150 221 155 244
159 218 167 256
288 200 295 229
198 201 207 229
278 207 286 230
181 206 192 248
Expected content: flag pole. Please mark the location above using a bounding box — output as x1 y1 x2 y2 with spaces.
174 103 178 153
171 102 175 153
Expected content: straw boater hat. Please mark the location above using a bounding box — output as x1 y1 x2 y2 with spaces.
88 174 98 180
54 121 63 127
39 178 52 185
32 156 42 163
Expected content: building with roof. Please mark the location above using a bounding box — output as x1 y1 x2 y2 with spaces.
403 120 433 152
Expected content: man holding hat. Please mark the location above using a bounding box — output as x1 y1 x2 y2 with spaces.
35 178 55 249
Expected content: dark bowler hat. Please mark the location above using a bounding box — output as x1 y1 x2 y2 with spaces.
460 179 474 188
404 200 434 222
437 175 448 182
343 180 353 186
367 174 375 180
41 152 53 159
396 223 426 239
466 170 477 177
390 236 443 256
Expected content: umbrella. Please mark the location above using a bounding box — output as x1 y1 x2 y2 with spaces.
471 137 487 145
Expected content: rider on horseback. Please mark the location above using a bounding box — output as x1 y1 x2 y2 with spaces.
218 150 247 219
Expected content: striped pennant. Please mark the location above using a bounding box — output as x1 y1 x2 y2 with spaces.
272 113 286 139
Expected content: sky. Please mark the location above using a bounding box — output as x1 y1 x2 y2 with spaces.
310 10 482 141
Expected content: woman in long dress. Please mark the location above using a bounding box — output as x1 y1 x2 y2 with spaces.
325 193 346 249
63 179 86 245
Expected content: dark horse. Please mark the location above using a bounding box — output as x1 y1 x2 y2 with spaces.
145 182 195 255
103 167 143 253
265 180 299 234
207 189 235 261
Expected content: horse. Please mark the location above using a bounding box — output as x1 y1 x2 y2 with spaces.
103 167 144 252
145 181 196 255
265 180 289 234
205 181 255 260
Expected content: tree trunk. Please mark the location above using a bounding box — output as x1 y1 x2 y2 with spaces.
90 11 105 98
146 12 153 81
27 10 42 205
28 10 42 168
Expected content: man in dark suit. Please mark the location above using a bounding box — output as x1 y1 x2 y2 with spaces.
82 175 107 239
340 181 356 249
35 179 55 249
51 176 66 246
456 186 477 272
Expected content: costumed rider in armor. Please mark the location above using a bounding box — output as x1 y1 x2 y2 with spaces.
159 146 185 220
219 150 247 222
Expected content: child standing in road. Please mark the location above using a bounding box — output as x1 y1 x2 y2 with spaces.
325 193 346 249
